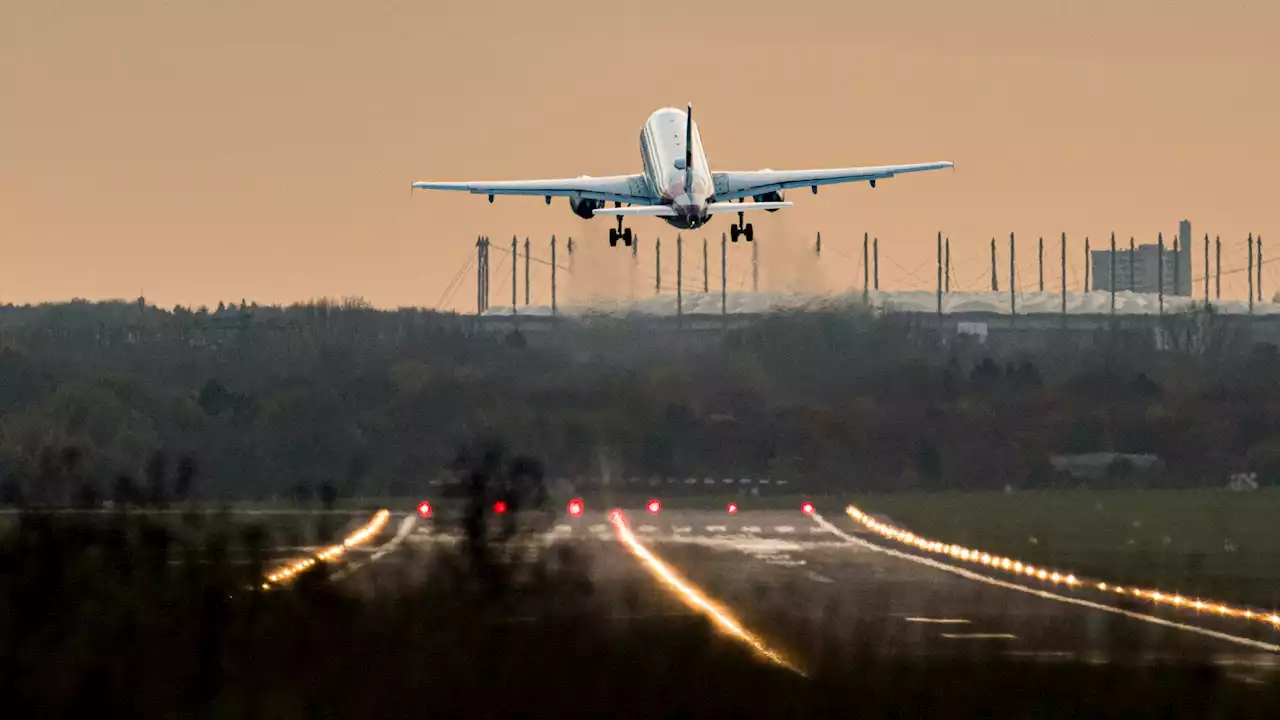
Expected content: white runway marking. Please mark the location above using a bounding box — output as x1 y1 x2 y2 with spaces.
554 524 572 533
943 633 1017 640
775 526 796 534
741 526 762 534
332 514 416 580
806 571 835 584
904 617 971 624
706 525 727 533
638 525 658 533
589 524 607 533
673 525 693 533
809 512 1280 654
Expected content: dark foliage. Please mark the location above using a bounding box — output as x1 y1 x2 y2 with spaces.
0 301 1277 500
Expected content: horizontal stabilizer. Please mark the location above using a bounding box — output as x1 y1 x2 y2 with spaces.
705 201 792 215
592 205 678 217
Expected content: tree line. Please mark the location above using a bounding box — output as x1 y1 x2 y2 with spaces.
2 298 1279 502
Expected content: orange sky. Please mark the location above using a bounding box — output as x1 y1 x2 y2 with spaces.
3 0 1278 310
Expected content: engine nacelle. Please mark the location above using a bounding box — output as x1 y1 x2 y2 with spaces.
753 189 786 211
569 196 605 220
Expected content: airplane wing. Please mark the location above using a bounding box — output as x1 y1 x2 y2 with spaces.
411 174 656 206
712 162 952 202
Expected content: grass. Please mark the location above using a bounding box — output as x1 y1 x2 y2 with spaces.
848 488 1280 611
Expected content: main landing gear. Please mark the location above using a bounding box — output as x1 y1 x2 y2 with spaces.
608 215 633 247
729 211 754 243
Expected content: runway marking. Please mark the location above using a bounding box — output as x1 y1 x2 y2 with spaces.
775 526 796 534
942 633 1017 640
741 526 762 534
904 617 971 624
810 512 1280 654
638 525 658 533
553 524 573 533
672 525 693 533
805 571 835 584
589 524 607 533
610 510 804 675
327 512 412 582
706 525 727 533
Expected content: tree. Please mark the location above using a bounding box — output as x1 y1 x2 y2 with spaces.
174 455 196 501
112 475 139 507
145 450 168 508
318 481 337 511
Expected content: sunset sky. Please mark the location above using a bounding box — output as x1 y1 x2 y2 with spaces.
3 0 1277 310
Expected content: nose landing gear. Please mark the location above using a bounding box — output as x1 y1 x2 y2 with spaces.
608 215 632 248
729 211 754 243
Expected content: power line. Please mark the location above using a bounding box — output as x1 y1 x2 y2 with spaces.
436 247 476 310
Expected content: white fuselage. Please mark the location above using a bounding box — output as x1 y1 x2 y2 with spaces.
639 107 714 229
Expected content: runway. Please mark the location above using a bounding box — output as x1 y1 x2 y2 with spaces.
339 506 1280 683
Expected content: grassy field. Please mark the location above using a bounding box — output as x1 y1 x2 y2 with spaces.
848 489 1280 611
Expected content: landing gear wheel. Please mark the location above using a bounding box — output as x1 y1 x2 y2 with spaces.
744 223 755 243
730 225 740 243
609 228 619 247
622 228 633 247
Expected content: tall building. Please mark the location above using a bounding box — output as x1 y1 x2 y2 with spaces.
1091 222 1192 296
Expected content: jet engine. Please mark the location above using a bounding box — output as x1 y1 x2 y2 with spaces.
752 189 786 211
569 196 605 220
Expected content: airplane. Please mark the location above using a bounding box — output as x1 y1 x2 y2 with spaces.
411 104 952 247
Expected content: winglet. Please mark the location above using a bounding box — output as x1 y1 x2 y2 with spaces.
684 103 694 195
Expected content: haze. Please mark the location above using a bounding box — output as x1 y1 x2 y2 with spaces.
3 0 1277 309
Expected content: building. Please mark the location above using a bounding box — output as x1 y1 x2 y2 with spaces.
1091 221 1193 296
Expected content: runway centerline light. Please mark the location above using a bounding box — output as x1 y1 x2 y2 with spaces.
727 503 738 514
567 498 584 517
493 500 508 514
416 500 432 518
646 499 661 514
801 502 815 515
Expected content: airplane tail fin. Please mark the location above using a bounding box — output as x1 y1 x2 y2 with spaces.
684 103 694 194
705 201 792 215
592 205 678 217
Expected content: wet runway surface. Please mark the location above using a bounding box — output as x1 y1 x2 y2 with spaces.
336 508 1280 683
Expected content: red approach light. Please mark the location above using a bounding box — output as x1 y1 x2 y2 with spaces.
801 501 815 515
646 499 662 514
416 501 432 518
493 500 508 514
567 498 584 517
727 503 739 514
